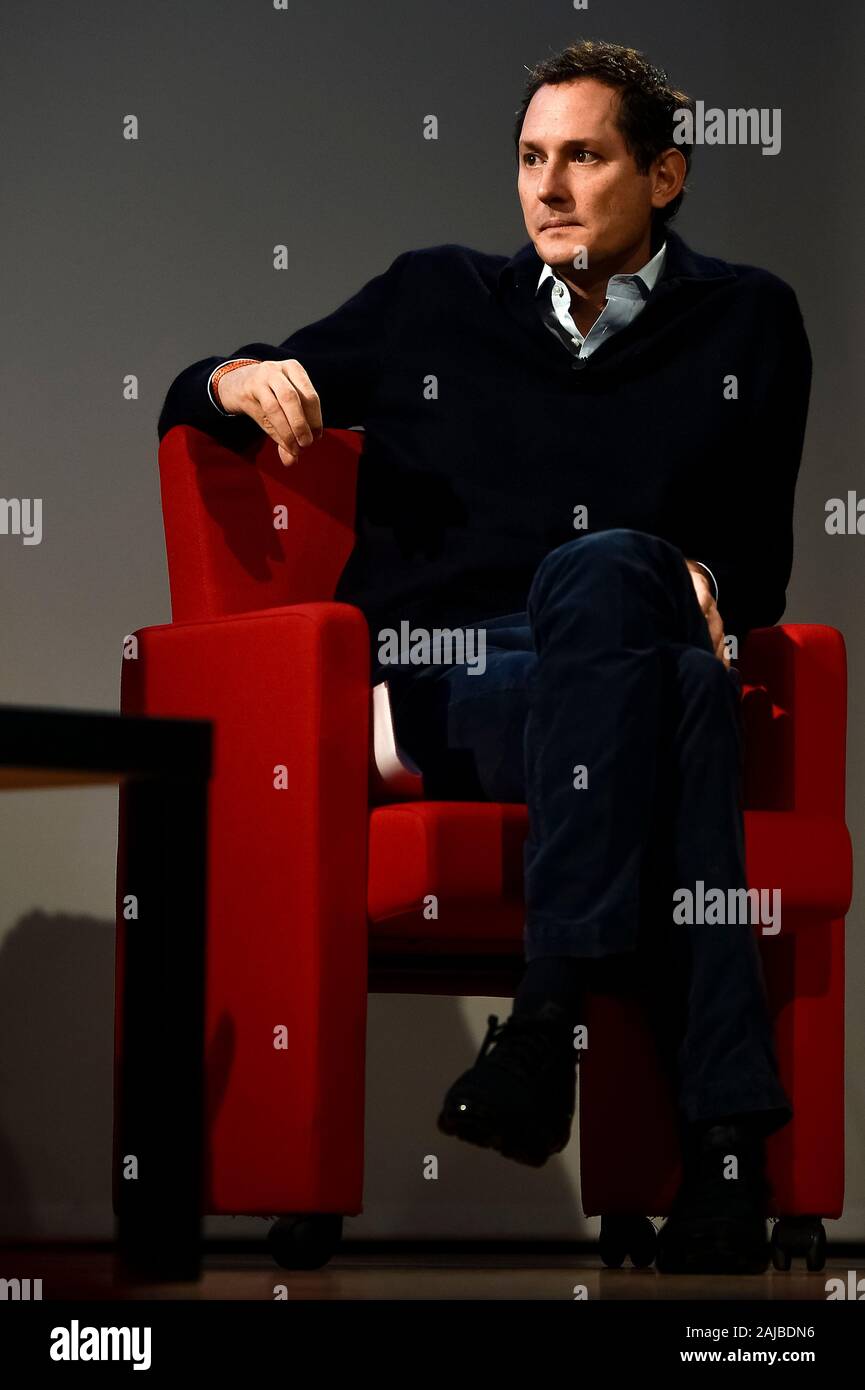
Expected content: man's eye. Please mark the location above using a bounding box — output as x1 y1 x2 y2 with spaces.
522 150 596 166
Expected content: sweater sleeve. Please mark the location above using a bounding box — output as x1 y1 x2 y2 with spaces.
690 280 813 642
157 249 414 446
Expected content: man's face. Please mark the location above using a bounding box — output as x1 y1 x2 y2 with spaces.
517 78 664 276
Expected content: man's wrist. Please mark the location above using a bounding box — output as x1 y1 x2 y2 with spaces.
207 358 260 416
687 558 719 604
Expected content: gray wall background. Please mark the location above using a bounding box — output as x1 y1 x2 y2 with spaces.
1 0 862 1242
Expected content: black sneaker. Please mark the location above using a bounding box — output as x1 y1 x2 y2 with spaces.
436 1002 579 1167
656 1118 772 1274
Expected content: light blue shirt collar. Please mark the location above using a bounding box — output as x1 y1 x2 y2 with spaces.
536 239 668 299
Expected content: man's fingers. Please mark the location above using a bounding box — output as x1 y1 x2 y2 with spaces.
269 374 316 448
281 359 323 439
253 384 302 460
257 411 299 463
246 360 323 462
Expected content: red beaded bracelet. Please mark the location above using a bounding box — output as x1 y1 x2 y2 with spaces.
211 358 261 409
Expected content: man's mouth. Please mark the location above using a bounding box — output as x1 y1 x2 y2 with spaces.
540 221 581 231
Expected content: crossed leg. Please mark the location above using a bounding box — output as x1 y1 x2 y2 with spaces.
385 529 791 1136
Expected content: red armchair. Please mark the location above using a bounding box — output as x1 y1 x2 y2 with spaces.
116 426 852 1270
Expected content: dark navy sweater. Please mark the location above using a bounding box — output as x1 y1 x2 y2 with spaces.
158 226 812 672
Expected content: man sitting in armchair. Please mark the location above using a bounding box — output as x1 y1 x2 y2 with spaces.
157 39 812 1274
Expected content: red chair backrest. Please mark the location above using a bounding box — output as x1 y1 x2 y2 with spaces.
157 425 363 622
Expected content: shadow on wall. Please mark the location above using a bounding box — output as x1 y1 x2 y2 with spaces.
0 911 115 1240
0 914 588 1243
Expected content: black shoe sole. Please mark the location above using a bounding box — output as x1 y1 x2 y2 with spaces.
436 1101 571 1168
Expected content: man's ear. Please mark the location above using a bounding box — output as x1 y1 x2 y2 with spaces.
651 146 687 212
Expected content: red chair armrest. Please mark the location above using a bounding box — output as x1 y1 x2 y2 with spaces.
119 600 371 1211
739 624 847 816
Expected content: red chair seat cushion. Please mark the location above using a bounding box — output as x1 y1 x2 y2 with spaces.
367 803 851 952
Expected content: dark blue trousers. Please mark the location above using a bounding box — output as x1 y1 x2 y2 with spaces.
384 530 793 1136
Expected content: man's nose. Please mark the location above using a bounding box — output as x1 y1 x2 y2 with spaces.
536 162 570 204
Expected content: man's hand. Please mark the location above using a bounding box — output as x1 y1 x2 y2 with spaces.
685 559 730 667
217 358 323 466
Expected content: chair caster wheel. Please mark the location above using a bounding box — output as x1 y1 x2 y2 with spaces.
770 1216 826 1272
267 1214 343 1270
599 1215 658 1268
